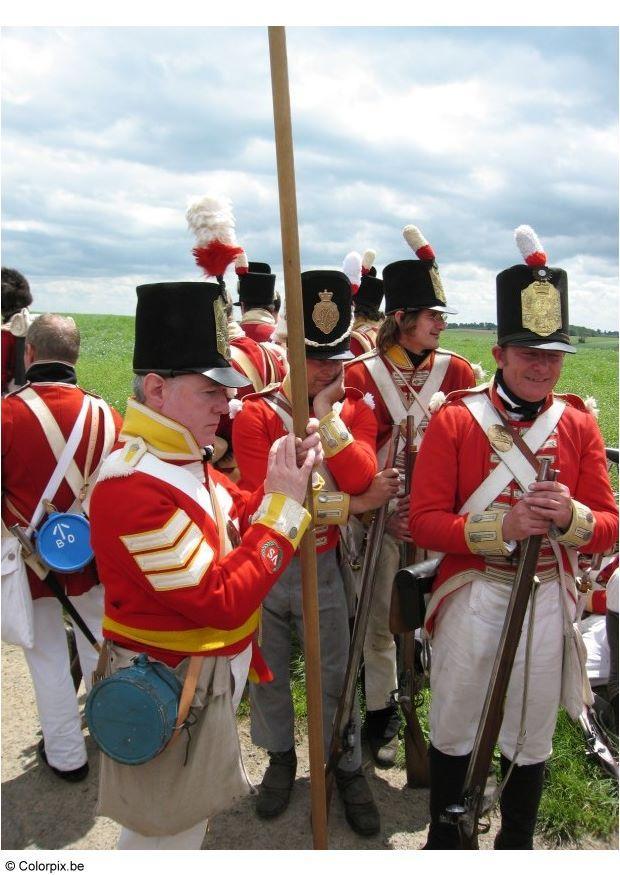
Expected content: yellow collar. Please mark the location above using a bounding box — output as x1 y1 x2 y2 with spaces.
385 344 430 369
281 373 292 403
120 398 203 462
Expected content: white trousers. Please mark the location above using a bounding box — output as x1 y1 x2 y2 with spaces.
23 587 104 771
429 577 565 765
117 644 251 851
355 532 399 711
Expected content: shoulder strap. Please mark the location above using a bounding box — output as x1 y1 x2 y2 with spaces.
17 388 86 501
362 355 409 424
231 346 265 391
26 394 91 534
460 394 566 514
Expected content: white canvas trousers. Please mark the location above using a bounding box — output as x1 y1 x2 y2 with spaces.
356 532 399 711
24 587 104 771
429 576 566 765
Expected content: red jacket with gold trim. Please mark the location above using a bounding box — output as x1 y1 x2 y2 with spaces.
408 383 619 632
1 378 122 598
232 382 378 553
89 431 310 674
345 345 476 452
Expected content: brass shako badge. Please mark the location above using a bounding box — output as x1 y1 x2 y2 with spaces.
312 290 340 335
213 296 231 359
521 278 562 337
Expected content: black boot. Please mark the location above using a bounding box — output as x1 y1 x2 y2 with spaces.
334 766 381 836
422 744 470 849
364 700 401 768
255 748 297 819
494 755 545 850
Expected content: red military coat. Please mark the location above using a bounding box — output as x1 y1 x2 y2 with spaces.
1 375 122 598
89 399 311 672
232 376 378 553
345 344 476 454
239 308 277 343
408 382 619 632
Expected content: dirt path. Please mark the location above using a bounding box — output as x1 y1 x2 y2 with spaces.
1 642 615 851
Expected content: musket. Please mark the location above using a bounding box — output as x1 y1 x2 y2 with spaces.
324 424 400 809
390 414 430 787
447 459 556 848
578 704 619 781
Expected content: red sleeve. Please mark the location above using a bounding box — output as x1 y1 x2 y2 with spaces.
443 356 477 392
90 472 298 631
325 397 377 493
1 331 16 394
566 411 619 554
408 402 474 554
591 589 607 614
232 398 284 492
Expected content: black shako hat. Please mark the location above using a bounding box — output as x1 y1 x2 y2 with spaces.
382 225 457 315
133 282 250 387
496 226 575 354
356 267 384 311
234 261 277 307
302 270 354 360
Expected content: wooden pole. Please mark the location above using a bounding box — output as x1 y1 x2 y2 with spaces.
268 26 328 849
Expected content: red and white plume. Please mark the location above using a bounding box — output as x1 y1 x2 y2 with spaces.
515 225 547 268
342 251 362 294
403 225 435 262
186 195 244 278
361 249 376 276
234 250 249 276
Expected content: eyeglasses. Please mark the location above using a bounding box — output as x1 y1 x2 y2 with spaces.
421 310 448 324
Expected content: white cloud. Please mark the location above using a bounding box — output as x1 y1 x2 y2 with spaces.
1 26 617 331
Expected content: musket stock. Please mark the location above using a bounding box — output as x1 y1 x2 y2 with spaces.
449 460 556 849
325 425 400 810
390 414 430 787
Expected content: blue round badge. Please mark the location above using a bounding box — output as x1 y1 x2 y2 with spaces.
35 511 94 573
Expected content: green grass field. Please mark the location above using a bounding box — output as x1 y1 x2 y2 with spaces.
73 314 619 845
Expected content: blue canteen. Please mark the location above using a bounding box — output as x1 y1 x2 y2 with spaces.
35 511 94 573
85 654 183 765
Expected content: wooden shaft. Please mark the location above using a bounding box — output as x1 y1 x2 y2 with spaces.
268 25 328 850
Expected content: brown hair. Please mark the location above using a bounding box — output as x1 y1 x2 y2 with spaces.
376 311 419 354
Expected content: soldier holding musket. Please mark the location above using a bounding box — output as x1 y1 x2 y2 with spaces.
409 225 618 849
345 225 477 765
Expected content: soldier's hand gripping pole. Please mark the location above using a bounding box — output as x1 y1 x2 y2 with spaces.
324 425 400 811
448 459 556 849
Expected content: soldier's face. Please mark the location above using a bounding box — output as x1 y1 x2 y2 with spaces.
305 358 344 398
396 309 447 355
493 345 564 402
160 373 235 447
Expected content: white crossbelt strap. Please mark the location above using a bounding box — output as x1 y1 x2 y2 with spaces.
363 351 451 432
18 387 86 500
121 450 235 555
81 398 118 514
459 393 566 514
25 395 91 535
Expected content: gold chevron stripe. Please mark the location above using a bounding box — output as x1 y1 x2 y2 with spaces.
134 522 204 572
146 539 214 590
120 508 191 554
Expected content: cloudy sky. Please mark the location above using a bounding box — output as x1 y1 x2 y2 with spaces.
1 22 618 329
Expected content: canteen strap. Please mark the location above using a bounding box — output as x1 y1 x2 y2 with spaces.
170 655 204 746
